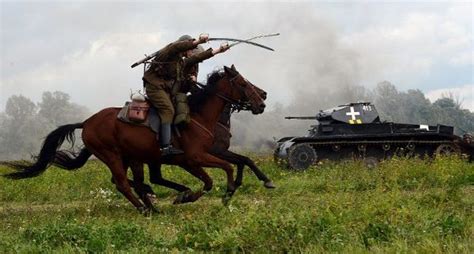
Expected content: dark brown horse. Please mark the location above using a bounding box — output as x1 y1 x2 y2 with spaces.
5 65 266 213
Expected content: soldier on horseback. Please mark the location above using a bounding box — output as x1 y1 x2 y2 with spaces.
142 34 230 156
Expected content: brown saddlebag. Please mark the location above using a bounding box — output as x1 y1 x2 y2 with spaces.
128 100 150 123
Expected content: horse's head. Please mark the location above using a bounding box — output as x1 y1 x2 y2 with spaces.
220 65 266 114
248 76 267 101
256 86 267 101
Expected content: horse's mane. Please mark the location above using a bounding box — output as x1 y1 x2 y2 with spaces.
188 69 225 113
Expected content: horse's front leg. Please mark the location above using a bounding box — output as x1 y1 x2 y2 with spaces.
212 150 275 189
173 163 213 204
194 153 236 205
129 161 157 213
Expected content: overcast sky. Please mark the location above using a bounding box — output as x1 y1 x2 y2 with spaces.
1 0 472 112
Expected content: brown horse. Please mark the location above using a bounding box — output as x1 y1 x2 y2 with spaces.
105 94 275 204
5 65 266 213
54 73 272 204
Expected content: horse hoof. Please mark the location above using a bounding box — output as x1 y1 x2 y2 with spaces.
146 193 157 203
173 193 185 204
137 207 152 216
222 192 234 206
173 190 192 205
264 181 276 189
149 205 159 214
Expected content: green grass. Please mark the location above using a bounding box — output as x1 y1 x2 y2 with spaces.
0 156 473 253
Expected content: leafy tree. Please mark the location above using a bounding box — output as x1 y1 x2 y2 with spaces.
432 97 474 134
5 95 36 122
0 96 39 160
0 91 90 160
373 81 403 122
434 97 458 109
38 91 89 126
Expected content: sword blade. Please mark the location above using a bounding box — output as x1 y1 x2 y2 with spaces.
208 37 275 51
243 33 280 41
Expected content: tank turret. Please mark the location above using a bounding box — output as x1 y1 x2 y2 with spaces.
285 102 380 124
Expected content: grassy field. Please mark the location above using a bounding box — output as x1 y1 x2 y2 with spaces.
0 156 473 253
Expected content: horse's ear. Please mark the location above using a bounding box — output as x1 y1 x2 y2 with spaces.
231 64 236 71
224 66 231 74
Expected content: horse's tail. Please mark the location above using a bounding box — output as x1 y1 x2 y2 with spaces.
3 123 83 179
53 148 92 170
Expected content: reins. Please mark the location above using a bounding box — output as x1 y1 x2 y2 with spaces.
195 73 255 111
190 119 214 138
189 71 262 136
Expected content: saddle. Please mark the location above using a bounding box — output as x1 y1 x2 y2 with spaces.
117 91 191 133
117 97 161 133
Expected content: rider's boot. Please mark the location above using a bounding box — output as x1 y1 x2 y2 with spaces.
159 123 184 156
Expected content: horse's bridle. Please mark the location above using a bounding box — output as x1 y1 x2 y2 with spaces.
217 73 262 112
195 73 259 112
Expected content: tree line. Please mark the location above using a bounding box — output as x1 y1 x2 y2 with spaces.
0 91 89 160
0 82 472 159
373 81 473 134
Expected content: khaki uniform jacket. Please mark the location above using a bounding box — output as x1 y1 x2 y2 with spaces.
142 39 213 124
143 40 214 93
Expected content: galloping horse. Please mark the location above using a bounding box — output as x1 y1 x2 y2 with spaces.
5 65 266 213
101 90 275 203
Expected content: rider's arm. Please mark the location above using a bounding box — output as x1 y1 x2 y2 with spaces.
183 48 214 66
168 34 209 56
165 41 195 56
183 43 230 67
211 42 230 55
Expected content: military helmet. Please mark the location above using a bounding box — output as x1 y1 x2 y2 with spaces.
178 34 205 55
178 34 193 41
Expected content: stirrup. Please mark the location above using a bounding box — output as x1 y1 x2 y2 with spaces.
160 145 184 156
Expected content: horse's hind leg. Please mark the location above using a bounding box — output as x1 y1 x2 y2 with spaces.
94 152 144 211
129 161 157 212
110 161 156 196
128 161 156 198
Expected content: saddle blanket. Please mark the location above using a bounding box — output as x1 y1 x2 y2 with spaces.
117 102 160 133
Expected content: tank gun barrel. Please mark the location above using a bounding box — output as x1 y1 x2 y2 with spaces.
285 116 317 120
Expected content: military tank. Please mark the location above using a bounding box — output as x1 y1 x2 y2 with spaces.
274 102 473 170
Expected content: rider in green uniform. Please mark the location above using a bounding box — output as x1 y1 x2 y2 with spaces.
142 34 229 156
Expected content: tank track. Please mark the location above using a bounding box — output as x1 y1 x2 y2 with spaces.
293 139 457 146
277 139 464 170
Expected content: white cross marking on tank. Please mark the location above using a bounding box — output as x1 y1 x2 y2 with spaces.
346 107 360 120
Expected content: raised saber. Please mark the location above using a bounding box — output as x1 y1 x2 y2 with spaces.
131 33 279 68
209 38 274 51
209 33 279 51
229 33 280 48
